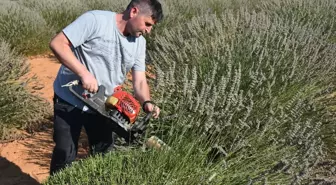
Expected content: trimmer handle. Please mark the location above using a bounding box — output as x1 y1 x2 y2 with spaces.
68 80 108 116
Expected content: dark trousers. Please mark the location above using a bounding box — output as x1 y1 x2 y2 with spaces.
49 94 114 175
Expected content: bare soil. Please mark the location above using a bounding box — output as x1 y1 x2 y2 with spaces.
0 56 88 184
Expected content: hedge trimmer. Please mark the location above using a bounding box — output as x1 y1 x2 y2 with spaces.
64 80 168 150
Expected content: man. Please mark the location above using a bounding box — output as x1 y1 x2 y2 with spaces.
49 0 163 175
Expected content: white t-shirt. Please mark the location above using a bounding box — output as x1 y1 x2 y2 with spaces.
53 10 146 111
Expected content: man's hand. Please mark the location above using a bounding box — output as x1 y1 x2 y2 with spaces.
144 102 160 119
79 70 98 93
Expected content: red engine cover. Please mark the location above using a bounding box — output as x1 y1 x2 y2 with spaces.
112 86 140 124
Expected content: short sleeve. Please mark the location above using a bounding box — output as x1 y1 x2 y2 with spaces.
62 11 97 48
132 38 146 71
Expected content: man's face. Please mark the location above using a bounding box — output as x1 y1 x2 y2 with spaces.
127 7 156 37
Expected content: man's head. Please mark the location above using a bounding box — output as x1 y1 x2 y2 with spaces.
124 0 163 37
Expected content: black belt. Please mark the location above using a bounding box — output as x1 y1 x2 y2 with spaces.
53 93 72 106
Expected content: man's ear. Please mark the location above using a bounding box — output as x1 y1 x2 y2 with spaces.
130 7 139 18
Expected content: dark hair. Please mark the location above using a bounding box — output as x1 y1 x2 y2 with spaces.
126 0 163 23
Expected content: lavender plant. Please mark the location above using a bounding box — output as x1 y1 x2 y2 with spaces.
19 0 89 33
82 0 127 12
0 0 54 55
145 7 336 184
0 40 52 140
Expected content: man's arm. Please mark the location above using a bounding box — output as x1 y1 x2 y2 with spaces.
132 70 150 104
132 70 160 118
50 32 98 93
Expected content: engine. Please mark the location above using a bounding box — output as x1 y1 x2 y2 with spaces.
105 86 141 124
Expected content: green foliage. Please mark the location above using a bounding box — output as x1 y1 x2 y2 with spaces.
0 1 54 56
0 40 52 140
259 0 336 32
82 0 127 12
44 123 299 184
0 0 128 55
19 0 89 33
146 1 336 184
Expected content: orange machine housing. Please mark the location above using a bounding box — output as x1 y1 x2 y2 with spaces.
106 86 141 124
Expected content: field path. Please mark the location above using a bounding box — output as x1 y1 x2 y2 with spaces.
0 56 88 184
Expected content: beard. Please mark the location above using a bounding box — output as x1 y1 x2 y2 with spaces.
131 30 143 37
126 23 143 37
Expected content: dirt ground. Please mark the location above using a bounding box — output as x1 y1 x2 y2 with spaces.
0 56 88 184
